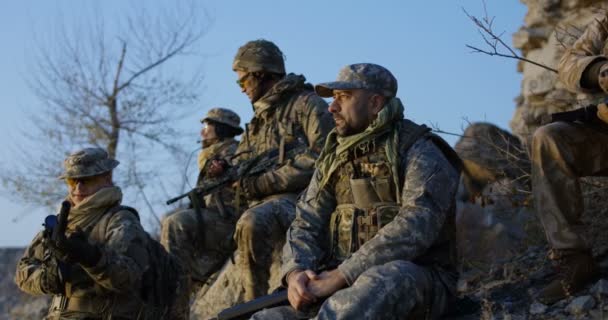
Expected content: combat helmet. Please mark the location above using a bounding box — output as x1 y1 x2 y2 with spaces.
232 39 285 74
201 107 244 135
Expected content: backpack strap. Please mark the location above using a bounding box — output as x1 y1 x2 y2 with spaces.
91 205 140 243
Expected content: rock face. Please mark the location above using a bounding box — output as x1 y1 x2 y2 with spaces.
0 248 48 320
512 0 608 143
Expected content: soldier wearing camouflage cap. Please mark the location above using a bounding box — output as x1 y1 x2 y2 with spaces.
252 63 462 320
192 40 334 318
161 107 243 318
16 147 152 319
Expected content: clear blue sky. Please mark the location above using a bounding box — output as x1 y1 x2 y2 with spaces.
0 1 526 246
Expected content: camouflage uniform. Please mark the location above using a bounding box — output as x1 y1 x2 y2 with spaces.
253 64 461 320
192 40 334 318
160 108 242 318
534 12 608 252
15 148 150 320
531 12 608 303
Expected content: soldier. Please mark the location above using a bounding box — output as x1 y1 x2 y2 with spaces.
160 108 243 317
15 148 150 319
252 63 462 319
192 39 333 317
532 12 608 304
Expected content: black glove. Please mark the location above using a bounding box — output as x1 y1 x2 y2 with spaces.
39 259 65 294
47 229 102 268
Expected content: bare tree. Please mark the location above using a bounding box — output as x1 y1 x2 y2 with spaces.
1 2 210 225
463 0 558 74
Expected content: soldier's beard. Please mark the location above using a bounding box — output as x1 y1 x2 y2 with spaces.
202 138 219 148
334 116 368 137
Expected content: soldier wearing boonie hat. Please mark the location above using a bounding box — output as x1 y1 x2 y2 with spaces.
59 147 119 179
251 63 463 320
16 147 152 319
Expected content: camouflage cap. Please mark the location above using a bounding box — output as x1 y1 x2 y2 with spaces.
58 148 119 179
232 39 286 74
315 63 398 98
201 107 244 134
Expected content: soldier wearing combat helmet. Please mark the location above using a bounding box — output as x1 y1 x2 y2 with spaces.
252 63 462 319
192 39 333 318
160 107 243 318
15 148 151 319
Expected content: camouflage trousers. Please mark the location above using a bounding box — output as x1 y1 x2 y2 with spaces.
532 122 608 250
191 194 297 319
251 261 453 320
160 207 238 319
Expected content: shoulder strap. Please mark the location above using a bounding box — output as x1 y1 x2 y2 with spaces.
91 205 140 243
394 120 462 196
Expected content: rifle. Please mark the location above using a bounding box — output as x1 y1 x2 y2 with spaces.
42 201 71 281
211 263 339 320
549 104 601 124
166 141 310 205
210 290 288 320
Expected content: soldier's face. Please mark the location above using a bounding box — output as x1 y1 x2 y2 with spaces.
66 173 113 205
236 71 264 103
201 121 218 141
329 89 378 136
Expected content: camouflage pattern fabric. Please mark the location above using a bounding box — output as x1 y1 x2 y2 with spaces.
201 108 244 133
531 122 608 250
192 73 333 317
531 11 608 251
161 138 239 319
315 63 398 98
58 148 119 179
558 11 608 94
191 195 296 318
273 112 460 319
252 261 452 320
232 39 285 74
15 187 150 319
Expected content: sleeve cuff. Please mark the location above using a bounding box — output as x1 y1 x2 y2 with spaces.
337 256 368 286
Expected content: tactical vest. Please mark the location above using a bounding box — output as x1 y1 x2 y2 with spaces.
328 120 461 269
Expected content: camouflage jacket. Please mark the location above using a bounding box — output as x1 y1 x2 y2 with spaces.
15 188 149 319
281 113 460 286
197 138 239 218
234 73 333 201
559 11 608 95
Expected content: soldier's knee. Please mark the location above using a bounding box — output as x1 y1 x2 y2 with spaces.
235 210 263 241
532 123 566 154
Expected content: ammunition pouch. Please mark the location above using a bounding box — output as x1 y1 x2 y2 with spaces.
329 202 400 262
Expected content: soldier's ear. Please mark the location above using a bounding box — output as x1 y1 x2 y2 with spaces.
370 94 386 116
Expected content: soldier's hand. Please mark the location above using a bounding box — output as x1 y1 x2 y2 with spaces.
307 269 347 299
48 229 101 267
287 269 318 310
598 63 608 93
597 103 608 124
207 159 227 178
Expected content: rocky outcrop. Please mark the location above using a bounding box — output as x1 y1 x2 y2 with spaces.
512 0 608 142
